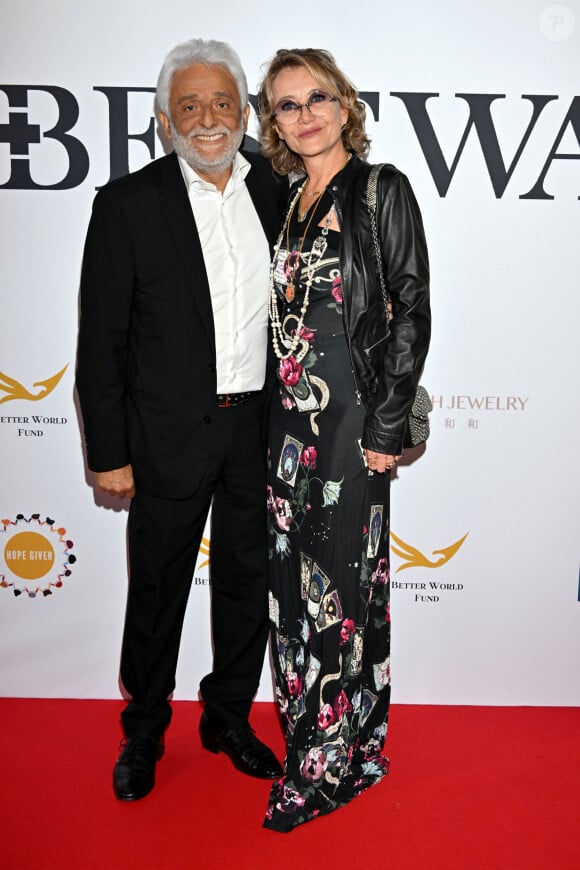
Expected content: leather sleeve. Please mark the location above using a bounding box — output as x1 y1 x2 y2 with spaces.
361 167 431 455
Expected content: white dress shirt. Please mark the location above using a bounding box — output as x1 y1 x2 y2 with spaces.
177 152 271 394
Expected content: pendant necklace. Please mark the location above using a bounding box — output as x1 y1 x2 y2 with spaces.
269 186 335 362
298 188 322 222
283 188 326 303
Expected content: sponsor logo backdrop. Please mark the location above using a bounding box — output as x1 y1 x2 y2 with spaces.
1 0 579 705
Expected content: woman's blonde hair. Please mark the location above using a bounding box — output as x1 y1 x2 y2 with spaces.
258 48 370 175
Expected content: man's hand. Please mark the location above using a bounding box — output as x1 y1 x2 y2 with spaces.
95 464 135 499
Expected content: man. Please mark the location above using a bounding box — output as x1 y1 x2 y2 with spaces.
76 38 287 801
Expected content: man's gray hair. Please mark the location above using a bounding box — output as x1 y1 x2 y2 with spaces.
156 38 249 116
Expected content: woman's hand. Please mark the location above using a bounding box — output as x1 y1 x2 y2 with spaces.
363 450 402 473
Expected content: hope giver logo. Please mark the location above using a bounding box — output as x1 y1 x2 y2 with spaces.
0 514 76 597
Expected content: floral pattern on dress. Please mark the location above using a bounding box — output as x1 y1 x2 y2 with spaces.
265 196 391 833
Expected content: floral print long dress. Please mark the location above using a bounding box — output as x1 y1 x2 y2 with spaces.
265 194 391 832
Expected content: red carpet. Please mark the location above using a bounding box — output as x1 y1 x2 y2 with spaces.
2 700 579 869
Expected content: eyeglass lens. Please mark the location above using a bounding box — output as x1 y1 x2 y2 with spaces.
274 91 337 122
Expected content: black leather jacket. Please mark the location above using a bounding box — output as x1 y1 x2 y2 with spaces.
325 154 431 456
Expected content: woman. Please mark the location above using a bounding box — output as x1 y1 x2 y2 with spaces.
258 48 430 832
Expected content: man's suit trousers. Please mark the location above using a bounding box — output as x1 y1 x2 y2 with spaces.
119 393 269 739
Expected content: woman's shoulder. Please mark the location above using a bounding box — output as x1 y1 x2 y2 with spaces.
344 155 408 191
370 161 407 185
368 162 420 205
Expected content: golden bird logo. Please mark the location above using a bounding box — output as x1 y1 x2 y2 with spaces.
391 531 468 573
0 364 68 404
197 536 211 570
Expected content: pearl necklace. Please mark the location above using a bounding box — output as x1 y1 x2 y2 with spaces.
269 186 334 362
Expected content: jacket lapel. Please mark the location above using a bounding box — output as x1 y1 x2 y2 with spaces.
158 154 216 352
243 153 283 250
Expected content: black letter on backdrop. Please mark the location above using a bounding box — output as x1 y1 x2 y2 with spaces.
521 96 580 200
358 92 380 122
0 85 89 189
391 92 559 198
94 87 156 184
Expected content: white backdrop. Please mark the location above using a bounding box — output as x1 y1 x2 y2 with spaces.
1 0 579 706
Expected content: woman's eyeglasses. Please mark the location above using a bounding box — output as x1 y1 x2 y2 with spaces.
272 90 339 125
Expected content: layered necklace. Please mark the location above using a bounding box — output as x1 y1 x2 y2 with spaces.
284 187 326 304
269 184 335 362
298 187 322 222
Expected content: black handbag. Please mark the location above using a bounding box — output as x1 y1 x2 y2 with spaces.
366 164 432 448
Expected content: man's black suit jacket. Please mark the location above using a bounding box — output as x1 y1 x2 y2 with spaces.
76 150 287 499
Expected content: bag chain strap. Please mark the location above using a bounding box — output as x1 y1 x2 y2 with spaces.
366 164 433 442
366 163 391 323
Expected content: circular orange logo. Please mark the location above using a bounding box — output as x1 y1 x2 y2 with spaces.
4 531 55 580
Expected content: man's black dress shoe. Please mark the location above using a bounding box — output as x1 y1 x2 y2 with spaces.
113 735 164 801
199 711 283 780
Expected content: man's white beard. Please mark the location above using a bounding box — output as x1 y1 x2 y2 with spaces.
170 120 245 175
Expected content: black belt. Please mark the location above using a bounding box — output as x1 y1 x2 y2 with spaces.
216 390 261 407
